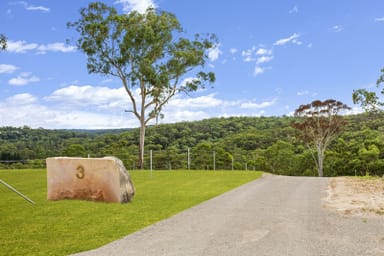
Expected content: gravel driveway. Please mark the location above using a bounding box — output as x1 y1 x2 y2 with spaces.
73 174 384 256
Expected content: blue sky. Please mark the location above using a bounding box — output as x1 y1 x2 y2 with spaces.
1 0 383 129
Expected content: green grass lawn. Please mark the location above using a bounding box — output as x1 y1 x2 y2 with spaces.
0 169 262 256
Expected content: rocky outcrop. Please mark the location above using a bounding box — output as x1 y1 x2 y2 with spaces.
46 157 135 203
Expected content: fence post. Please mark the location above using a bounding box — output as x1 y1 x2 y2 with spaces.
149 150 153 178
232 155 234 171
150 150 153 171
213 151 216 171
187 148 190 171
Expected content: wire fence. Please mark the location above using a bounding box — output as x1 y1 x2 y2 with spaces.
0 148 261 171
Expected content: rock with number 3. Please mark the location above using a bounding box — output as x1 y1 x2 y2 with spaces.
46 157 135 203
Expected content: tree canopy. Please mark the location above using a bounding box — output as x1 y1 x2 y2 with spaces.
2 113 384 177
0 34 7 51
353 68 384 112
68 2 217 168
292 99 351 177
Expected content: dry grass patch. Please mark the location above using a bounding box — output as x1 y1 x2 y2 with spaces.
325 176 384 216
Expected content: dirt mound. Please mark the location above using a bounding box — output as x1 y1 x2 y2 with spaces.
325 177 384 217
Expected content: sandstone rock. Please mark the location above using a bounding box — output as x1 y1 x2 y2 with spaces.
46 157 135 203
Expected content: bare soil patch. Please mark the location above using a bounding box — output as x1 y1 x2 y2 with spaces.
325 177 384 217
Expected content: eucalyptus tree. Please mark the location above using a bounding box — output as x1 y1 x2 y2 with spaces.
0 34 6 50
264 140 295 175
353 68 384 112
68 2 217 168
292 99 351 177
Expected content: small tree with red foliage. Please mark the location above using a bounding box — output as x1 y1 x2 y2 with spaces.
292 99 351 177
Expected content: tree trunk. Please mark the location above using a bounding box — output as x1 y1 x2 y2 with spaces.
317 145 324 177
138 119 146 169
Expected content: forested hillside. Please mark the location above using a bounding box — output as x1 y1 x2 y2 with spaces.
1 113 383 176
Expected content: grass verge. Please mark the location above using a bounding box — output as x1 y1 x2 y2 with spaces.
0 169 262 256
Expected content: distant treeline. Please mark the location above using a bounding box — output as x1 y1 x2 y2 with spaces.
1 113 383 176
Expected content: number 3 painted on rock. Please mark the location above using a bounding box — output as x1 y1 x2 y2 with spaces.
76 165 85 179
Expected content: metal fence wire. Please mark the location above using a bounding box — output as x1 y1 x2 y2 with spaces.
0 148 260 171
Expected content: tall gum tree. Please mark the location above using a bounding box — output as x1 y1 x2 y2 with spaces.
353 68 384 112
68 2 217 168
0 34 6 51
292 99 351 177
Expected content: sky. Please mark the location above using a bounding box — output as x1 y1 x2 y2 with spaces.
1 0 384 129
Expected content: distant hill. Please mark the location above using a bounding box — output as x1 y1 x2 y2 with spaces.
1 113 383 176
62 128 133 135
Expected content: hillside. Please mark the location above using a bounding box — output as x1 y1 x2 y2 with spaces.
1 113 383 176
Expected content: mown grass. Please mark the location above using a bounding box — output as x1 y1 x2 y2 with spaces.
0 169 262 256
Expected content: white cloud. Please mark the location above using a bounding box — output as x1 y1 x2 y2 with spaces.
0 100 133 129
297 90 309 96
0 84 283 129
45 85 129 109
241 46 274 76
294 40 303 45
6 40 75 54
37 43 76 54
26 5 50 12
256 56 273 65
256 48 272 55
242 47 272 62
240 98 277 109
11 1 50 12
230 48 238 54
289 5 299 14
243 55 255 62
7 40 38 53
45 86 223 127
168 93 222 109
9 72 40 86
207 44 222 62
242 46 257 62
45 85 222 118
115 0 156 13
345 106 364 115
6 93 37 105
254 66 265 76
0 64 18 74
274 33 302 46
332 25 344 32
0 88 135 129
161 110 210 124
374 17 384 22
162 94 279 124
